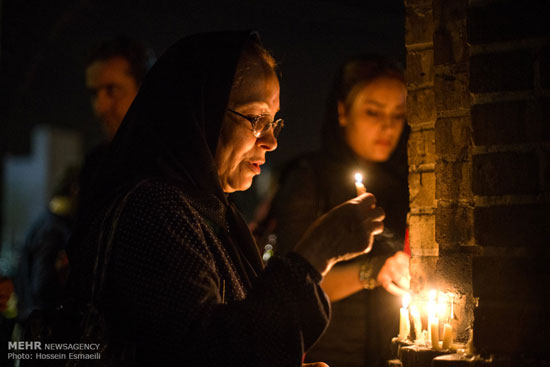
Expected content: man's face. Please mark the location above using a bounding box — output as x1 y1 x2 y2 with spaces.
85 56 139 140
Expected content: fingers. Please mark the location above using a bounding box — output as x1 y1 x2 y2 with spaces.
382 281 409 297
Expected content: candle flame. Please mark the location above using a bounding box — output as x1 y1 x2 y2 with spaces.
354 172 363 183
402 293 411 309
429 289 437 301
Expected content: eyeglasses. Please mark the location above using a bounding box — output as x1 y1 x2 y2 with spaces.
227 109 284 138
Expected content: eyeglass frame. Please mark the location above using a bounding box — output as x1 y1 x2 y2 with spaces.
226 108 284 138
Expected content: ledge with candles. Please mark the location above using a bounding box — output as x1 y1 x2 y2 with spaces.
390 290 480 367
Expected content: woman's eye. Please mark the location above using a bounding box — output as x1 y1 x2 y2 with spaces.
366 110 380 117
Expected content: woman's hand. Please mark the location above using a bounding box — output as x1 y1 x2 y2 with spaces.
377 251 410 296
294 193 384 275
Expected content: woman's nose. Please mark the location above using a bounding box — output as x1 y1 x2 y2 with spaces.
257 129 278 151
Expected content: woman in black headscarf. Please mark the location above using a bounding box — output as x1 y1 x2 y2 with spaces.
67 31 384 366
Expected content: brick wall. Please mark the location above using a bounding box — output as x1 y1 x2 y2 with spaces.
405 0 550 360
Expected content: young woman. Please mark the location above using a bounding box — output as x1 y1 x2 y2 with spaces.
267 55 410 367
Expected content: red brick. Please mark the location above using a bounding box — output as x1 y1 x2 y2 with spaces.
474 204 550 247
435 116 471 160
434 64 469 111
405 5 434 45
407 88 436 124
406 49 434 88
472 100 545 145
472 152 539 196
470 50 534 93
467 1 550 45
435 160 472 200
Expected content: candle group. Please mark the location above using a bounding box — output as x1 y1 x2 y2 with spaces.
399 290 454 351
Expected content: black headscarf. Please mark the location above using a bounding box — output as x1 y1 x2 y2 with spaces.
70 30 265 287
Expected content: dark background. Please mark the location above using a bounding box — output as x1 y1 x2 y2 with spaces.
0 0 405 230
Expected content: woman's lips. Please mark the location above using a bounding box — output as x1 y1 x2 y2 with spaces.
375 140 392 147
246 161 263 174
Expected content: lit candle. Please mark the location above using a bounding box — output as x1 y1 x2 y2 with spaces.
354 173 366 195
399 293 411 340
430 316 440 350
427 289 437 349
410 305 423 343
442 323 453 349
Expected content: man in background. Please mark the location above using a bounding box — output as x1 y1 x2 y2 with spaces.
14 37 154 326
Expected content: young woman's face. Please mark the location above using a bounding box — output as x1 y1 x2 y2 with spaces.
339 76 406 162
215 65 280 193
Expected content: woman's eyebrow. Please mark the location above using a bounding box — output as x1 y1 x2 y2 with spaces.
362 99 406 109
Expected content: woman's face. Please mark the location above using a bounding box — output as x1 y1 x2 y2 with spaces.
339 76 406 162
215 65 280 193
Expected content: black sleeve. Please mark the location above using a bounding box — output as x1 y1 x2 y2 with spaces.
104 185 330 367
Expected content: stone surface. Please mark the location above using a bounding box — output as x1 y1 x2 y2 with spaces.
406 49 434 88
434 64 470 111
409 214 437 257
473 256 550 301
436 204 473 248
405 4 434 45
474 300 550 355
471 100 544 145
472 152 539 196
407 88 437 124
435 160 472 201
433 0 468 65
410 255 439 294
474 204 550 247
435 116 471 160
408 129 436 167
409 171 436 209
467 0 550 45
470 50 534 93
542 47 550 89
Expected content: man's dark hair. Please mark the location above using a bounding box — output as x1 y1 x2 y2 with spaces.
86 36 154 83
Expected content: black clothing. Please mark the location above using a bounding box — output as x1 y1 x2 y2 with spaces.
14 211 71 322
67 30 329 366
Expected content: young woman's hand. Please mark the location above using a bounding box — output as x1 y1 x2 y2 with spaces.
294 193 384 275
377 251 410 296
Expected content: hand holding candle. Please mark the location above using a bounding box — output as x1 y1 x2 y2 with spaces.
355 172 367 195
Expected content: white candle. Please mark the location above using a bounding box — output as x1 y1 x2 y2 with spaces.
354 173 366 195
442 323 453 349
399 293 411 340
427 289 437 348
410 305 423 343
430 316 440 350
